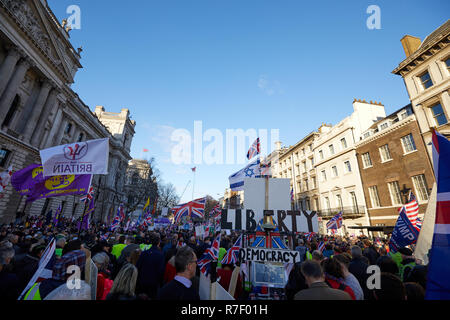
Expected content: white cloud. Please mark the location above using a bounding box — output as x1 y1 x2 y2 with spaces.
257 75 283 96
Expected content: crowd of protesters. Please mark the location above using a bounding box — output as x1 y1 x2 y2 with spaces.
0 214 427 300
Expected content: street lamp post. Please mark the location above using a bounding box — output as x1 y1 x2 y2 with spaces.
400 184 411 205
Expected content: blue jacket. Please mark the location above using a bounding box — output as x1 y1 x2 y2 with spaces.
136 246 165 298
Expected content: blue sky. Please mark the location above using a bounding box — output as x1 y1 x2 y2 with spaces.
48 0 449 203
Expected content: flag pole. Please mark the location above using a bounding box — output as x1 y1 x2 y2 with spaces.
192 168 196 201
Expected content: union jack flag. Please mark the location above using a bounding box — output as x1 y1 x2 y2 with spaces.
250 217 288 249
172 197 206 224
221 234 242 265
318 241 325 252
305 232 315 242
80 186 94 202
100 232 110 241
211 204 221 219
326 211 343 230
198 234 221 276
290 188 294 201
110 204 125 231
247 137 260 160
404 191 420 230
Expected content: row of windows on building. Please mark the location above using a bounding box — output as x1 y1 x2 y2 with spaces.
367 174 429 209
361 133 417 168
320 160 352 182
318 137 348 161
322 191 359 211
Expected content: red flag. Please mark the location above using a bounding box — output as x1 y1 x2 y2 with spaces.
191 167 196 172
143 148 149 152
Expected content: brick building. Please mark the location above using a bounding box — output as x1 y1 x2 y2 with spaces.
355 105 435 227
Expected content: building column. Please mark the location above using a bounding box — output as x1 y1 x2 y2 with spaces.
0 58 31 122
0 46 23 99
44 106 64 148
53 117 68 146
72 126 81 143
23 80 52 142
30 86 59 147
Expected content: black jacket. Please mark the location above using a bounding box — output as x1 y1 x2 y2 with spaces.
158 279 200 300
349 256 371 299
13 254 40 293
136 247 165 299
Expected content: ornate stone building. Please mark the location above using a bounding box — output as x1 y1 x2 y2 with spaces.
0 0 135 223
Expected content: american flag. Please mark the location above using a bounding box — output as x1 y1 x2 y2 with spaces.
326 211 343 230
221 234 243 265
318 241 325 252
172 197 206 224
404 191 420 228
198 234 221 276
247 137 260 160
80 185 94 202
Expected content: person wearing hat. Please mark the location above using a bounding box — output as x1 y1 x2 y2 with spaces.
398 247 416 282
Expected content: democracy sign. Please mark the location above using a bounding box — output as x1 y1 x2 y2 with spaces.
220 209 318 233
11 164 92 202
239 247 300 264
40 138 109 177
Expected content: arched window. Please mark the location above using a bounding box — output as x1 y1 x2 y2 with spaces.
2 95 20 127
77 132 84 142
64 122 72 134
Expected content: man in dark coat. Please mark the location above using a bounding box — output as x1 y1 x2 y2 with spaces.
158 246 200 300
136 232 165 299
349 245 371 299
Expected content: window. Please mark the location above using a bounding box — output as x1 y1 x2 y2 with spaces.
310 158 314 167
324 197 330 210
329 144 335 155
412 174 429 201
319 150 323 160
363 132 371 139
2 95 20 127
304 179 309 191
380 122 389 130
302 148 305 155
379 144 392 162
368 186 381 208
388 181 403 205
314 198 319 211
77 133 84 142
306 199 311 211
401 134 417 153
336 194 343 210
64 123 72 134
312 176 317 189
321 170 327 182
0 149 11 167
332 166 338 177
399 111 408 120
350 192 358 210
302 161 307 172
340 138 347 149
431 103 448 126
344 160 352 173
309 144 313 152
362 152 372 168
445 57 450 72
419 71 433 89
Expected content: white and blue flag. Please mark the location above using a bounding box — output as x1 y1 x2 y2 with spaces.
229 159 262 191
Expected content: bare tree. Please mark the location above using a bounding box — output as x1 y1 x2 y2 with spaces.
158 183 180 208
204 195 219 220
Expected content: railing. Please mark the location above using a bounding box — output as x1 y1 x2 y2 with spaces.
317 206 366 218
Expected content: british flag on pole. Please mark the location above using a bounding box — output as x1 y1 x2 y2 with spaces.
247 137 260 160
198 234 221 276
172 197 206 224
221 234 242 265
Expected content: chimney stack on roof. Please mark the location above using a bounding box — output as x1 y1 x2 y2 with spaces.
400 35 422 58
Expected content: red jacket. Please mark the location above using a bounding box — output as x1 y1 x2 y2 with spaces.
97 272 113 300
325 277 356 300
164 261 177 284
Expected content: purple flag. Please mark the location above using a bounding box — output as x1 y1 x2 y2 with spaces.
79 198 94 231
11 164 91 202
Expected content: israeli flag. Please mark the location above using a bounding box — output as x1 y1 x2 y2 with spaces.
229 159 261 191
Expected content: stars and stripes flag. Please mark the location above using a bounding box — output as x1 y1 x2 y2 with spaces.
19 238 56 300
221 234 243 265
326 212 343 230
426 130 450 300
318 241 325 252
172 197 206 224
80 185 94 202
404 191 420 230
198 234 221 276
247 137 260 160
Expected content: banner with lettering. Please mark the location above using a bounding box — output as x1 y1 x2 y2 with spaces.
40 138 109 177
11 164 91 202
389 206 420 253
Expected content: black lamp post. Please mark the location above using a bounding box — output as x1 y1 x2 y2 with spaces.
400 184 411 204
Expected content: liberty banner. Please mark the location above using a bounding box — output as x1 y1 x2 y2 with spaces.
40 138 109 177
220 209 318 233
11 164 92 202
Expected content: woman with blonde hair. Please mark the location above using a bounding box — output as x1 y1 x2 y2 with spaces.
106 263 138 300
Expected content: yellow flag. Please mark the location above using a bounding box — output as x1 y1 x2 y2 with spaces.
143 197 150 212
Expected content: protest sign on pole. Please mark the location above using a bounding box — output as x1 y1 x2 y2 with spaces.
40 138 109 177
239 247 300 263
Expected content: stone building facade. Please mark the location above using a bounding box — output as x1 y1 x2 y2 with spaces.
0 0 135 223
355 105 435 227
392 20 450 160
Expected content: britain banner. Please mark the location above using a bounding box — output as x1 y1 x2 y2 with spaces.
40 138 109 177
11 164 92 202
